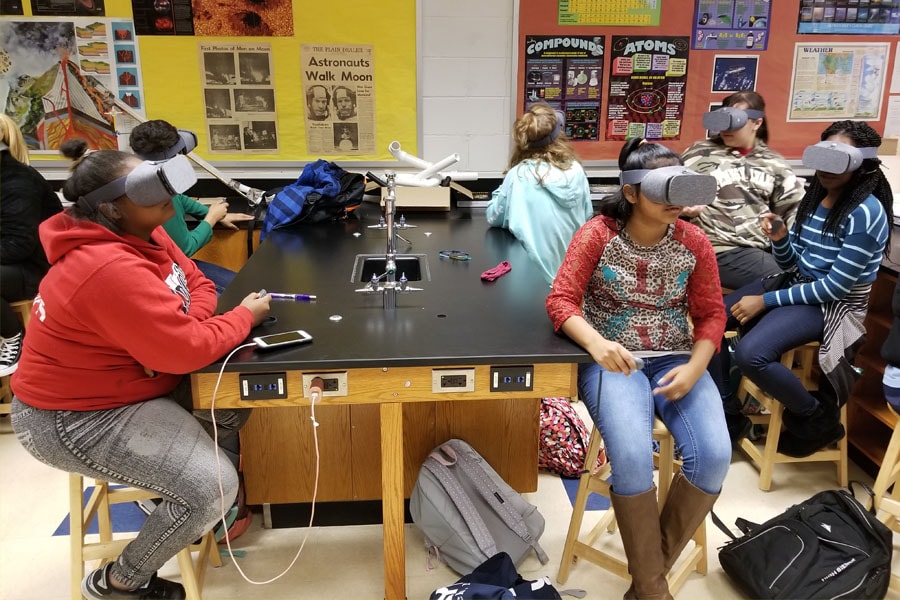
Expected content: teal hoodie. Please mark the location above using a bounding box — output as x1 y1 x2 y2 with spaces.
486 159 593 285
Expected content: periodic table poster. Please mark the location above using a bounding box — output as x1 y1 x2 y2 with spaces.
523 35 604 141
558 0 661 26
606 36 690 141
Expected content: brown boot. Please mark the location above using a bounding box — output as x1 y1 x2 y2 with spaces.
660 472 719 572
611 487 673 600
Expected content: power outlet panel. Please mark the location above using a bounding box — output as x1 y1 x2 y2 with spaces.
490 366 534 392
301 372 349 398
431 368 475 393
239 372 288 400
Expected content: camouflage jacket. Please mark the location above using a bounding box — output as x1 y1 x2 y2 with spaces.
681 139 805 254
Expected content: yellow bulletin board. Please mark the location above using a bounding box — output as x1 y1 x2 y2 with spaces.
18 0 416 162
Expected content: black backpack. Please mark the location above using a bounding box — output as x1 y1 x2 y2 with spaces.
713 482 892 599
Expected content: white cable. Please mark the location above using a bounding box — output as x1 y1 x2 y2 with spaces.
209 342 321 584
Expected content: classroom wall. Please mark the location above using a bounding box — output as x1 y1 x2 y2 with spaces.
421 0 900 179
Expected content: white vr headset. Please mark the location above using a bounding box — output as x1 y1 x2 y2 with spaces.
81 154 197 207
619 165 717 206
802 140 879 174
702 107 764 133
135 129 198 161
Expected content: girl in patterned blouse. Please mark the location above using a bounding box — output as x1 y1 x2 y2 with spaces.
546 139 730 600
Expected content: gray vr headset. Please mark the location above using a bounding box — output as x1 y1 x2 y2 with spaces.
529 108 566 148
619 165 717 206
802 140 879 174
81 154 197 207
702 107 764 133
135 129 198 161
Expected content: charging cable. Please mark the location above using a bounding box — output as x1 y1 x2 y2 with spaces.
208 343 322 584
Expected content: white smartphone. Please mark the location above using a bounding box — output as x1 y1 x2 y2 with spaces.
253 330 313 350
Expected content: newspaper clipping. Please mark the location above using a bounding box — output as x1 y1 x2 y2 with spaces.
199 42 277 153
300 44 375 155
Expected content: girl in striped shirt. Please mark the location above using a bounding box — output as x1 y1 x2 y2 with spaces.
727 120 893 458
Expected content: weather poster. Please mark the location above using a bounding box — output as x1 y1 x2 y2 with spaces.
606 36 690 141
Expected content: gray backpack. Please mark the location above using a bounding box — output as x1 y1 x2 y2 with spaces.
409 438 549 575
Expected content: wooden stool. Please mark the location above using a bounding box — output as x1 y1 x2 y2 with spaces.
557 419 707 594
70 473 222 600
0 299 34 412
872 404 900 593
736 342 849 491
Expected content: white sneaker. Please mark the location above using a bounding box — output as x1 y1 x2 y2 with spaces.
0 333 22 377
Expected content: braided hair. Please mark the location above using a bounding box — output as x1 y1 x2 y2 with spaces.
794 120 893 253
599 138 682 232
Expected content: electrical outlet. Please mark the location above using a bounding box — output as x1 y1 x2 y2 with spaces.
490 366 534 392
431 368 475 393
239 372 288 400
301 372 348 397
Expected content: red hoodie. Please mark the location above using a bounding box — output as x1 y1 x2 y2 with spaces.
11 211 254 411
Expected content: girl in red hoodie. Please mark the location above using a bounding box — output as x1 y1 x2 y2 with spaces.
11 149 270 599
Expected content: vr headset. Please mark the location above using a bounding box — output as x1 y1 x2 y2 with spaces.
702 107 764 133
528 109 566 148
801 140 879 174
619 165 717 206
81 154 197 207
135 129 198 161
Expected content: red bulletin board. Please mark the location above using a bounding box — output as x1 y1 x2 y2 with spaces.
517 1 898 161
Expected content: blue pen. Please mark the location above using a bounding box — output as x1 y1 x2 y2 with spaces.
267 292 317 302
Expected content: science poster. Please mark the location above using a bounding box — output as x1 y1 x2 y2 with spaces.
787 42 889 121
798 0 900 35
606 36 689 141
692 0 772 50
523 35 604 142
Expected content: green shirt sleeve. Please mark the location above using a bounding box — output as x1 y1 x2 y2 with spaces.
162 194 213 257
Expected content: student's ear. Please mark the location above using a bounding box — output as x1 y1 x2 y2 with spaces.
99 202 122 220
623 184 638 205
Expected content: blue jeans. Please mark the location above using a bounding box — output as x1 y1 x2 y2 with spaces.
724 280 824 417
578 355 731 497
11 392 246 588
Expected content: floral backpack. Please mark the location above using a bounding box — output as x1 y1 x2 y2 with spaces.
538 397 607 478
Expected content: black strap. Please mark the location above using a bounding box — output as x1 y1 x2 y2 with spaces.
710 509 738 541
246 196 268 259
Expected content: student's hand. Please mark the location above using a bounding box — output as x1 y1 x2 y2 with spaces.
587 339 642 375
731 295 765 325
203 201 229 227
680 205 706 218
759 212 787 241
219 212 254 230
653 362 703 401
239 291 271 327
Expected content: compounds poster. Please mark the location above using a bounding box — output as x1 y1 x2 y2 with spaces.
606 36 689 141
523 35 603 142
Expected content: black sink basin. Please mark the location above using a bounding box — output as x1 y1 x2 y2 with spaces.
352 254 429 282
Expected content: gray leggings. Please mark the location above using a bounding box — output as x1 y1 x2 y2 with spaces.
11 394 248 588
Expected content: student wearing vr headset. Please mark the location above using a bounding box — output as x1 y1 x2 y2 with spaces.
128 120 254 294
9 149 271 600
725 120 893 458
486 103 593 285
682 91 805 290
547 139 730 600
